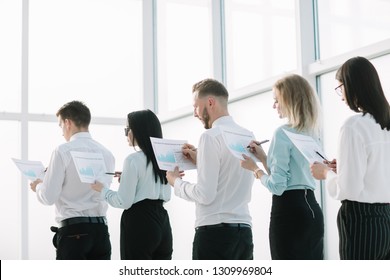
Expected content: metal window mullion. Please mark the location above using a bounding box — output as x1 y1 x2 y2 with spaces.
211 0 226 85
143 0 158 112
21 0 29 260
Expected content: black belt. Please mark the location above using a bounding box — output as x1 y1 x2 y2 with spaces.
196 223 251 231
59 216 107 228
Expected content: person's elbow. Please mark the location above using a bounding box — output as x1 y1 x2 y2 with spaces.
37 193 57 205
272 188 285 196
268 182 286 196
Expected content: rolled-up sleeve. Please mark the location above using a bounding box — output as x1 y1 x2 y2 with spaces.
261 130 291 196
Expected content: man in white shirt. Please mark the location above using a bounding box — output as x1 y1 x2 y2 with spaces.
30 100 115 259
166 78 254 259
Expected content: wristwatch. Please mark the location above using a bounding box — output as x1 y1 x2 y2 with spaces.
253 168 262 179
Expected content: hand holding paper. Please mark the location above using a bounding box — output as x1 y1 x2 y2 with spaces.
166 166 185 186
150 137 196 171
12 158 46 181
181 143 197 165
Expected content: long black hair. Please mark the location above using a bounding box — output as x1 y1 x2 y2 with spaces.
127 109 168 184
336 56 390 130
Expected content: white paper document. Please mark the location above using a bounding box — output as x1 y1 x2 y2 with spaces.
150 137 197 171
220 127 258 161
12 158 46 181
70 151 108 183
282 129 328 163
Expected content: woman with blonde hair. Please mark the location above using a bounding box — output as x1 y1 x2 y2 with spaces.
241 74 324 259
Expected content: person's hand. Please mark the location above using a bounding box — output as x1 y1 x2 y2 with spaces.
114 171 122 183
240 154 258 172
326 159 337 173
166 166 184 186
247 140 267 163
310 162 329 180
91 181 104 192
30 178 42 192
182 143 197 165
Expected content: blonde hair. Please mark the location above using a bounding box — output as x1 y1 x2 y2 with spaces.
274 74 321 135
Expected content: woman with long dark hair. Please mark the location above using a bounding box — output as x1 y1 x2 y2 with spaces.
311 56 390 259
92 109 172 260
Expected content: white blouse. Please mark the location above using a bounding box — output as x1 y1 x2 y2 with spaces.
326 113 390 203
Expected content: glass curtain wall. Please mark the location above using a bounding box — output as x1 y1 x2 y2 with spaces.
0 0 143 260
1 0 390 260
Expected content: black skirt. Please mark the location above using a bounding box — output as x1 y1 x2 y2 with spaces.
269 189 324 260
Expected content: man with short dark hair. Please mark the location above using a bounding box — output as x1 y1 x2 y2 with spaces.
30 100 115 259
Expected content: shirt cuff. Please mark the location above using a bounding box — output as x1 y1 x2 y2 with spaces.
260 174 269 186
173 177 183 196
35 182 43 192
100 186 110 200
326 171 338 199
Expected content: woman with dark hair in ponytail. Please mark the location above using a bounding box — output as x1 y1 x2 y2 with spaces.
311 56 390 259
92 109 172 260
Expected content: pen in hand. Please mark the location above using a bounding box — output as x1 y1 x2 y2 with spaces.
315 151 329 163
105 172 122 175
247 139 269 148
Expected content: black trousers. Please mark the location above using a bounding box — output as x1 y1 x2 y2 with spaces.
269 189 324 260
54 223 111 260
338 200 390 260
120 199 173 260
192 225 253 260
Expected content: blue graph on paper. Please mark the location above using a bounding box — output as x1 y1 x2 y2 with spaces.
79 167 95 177
229 143 247 153
23 170 38 178
157 152 176 163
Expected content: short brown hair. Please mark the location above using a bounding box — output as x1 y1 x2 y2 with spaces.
192 78 229 100
56 100 91 128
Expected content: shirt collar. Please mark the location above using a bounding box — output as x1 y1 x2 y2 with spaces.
69 131 92 141
212 115 233 128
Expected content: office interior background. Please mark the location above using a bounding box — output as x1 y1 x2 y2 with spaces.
1 0 390 260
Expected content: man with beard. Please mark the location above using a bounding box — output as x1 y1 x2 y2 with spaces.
166 78 254 260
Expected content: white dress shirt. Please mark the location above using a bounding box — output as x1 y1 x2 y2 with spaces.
36 132 115 223
326 113 390 203
174 116 254 227
101 151 171 209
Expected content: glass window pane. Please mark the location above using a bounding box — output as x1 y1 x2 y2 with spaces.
318 0 390 59
0 121 21 259
0 0 22 112
225 0 297 91
29 0 143 118
157 0 213 114
371 55 390 102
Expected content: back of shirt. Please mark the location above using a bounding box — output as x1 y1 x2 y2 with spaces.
330 113 390 203
36 132 115 223
194 116 254 227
